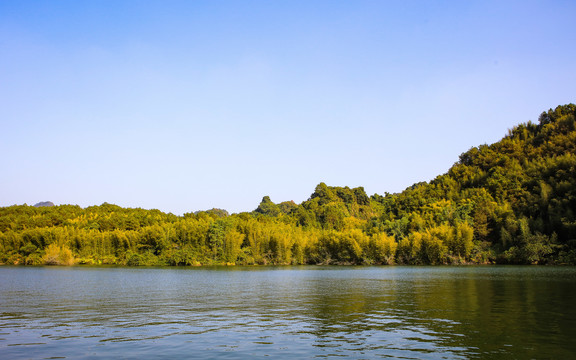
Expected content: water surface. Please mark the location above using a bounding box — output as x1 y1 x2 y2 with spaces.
1 266 575 359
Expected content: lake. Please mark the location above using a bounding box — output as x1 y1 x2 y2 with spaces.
1 266 575 359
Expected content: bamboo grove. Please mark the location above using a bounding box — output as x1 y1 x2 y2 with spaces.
1 104 575 266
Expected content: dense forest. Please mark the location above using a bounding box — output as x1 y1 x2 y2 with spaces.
2 104 575 266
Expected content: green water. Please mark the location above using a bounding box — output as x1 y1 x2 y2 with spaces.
1 266 575 359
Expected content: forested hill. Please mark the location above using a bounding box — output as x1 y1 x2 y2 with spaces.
1 104 575 266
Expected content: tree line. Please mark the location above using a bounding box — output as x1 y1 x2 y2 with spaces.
1 104 575 266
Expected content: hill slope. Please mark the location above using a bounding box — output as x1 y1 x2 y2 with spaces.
367 104 576 263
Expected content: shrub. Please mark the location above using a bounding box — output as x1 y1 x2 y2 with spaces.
42 243 75 265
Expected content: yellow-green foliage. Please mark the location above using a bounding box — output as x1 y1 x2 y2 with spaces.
223 229 244 263
397 232 422 264
453 222 474 258
368 233 397 264
419 230 448 265
42 243 75 266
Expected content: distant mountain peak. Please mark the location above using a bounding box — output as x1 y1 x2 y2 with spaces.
34 201 55 207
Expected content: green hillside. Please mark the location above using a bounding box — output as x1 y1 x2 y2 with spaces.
1 104 575 266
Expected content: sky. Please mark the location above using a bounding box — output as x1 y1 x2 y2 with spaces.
1 0 575 215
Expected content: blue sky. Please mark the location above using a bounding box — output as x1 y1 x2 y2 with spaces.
1 0 575 214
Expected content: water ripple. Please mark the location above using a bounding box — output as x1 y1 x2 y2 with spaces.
1 266 576 359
